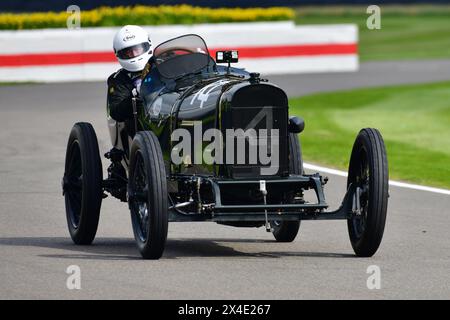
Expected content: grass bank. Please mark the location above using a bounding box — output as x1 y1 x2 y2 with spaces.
289 81 450 189
295 5 450 61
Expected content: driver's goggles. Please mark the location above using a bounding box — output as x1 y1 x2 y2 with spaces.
117 42 151 60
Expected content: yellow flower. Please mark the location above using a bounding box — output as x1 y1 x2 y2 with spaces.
0 5 294 30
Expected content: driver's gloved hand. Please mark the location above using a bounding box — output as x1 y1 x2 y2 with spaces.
107 71 137 122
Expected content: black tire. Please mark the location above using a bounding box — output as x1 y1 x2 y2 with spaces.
347 128 388 257
271 133 302 242
128 131 168 259
63 122 103 245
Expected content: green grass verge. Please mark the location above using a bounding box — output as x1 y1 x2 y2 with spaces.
295 5 450 61
289 81 450 189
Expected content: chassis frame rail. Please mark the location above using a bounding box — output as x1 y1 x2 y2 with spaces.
168 174 355 222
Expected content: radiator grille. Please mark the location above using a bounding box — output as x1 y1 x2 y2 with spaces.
223 84 289 178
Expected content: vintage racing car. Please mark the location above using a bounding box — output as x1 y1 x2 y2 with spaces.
62 34 388 259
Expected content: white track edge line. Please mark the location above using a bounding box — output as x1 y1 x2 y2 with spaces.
303 163 450 196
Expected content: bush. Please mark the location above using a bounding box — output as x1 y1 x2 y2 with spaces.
0 5 294 30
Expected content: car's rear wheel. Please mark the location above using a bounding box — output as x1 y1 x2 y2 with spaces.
128 131 168 259
63 122 103 245
271 133 302 242
347 128 388 257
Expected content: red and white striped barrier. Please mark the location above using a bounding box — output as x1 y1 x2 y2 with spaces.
0 22 358 82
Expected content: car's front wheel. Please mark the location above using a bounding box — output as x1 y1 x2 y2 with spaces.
62 122 103 245
128 131 168 259
347 128 388 257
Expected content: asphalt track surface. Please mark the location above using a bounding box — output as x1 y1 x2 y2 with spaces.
1 60 449 299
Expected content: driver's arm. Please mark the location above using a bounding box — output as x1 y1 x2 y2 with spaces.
107 74 134 122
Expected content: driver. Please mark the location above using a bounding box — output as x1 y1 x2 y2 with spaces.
107 25 153 122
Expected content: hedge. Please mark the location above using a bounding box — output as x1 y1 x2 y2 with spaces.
0 5 295 30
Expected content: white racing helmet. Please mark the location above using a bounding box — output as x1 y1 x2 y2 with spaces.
113 25 152 72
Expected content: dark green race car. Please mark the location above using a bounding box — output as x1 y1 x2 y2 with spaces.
62 34 389 259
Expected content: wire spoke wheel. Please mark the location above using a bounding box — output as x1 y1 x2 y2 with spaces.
65 140 83 228
351 147 370 239
270 133 302 242
129 151 151 243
